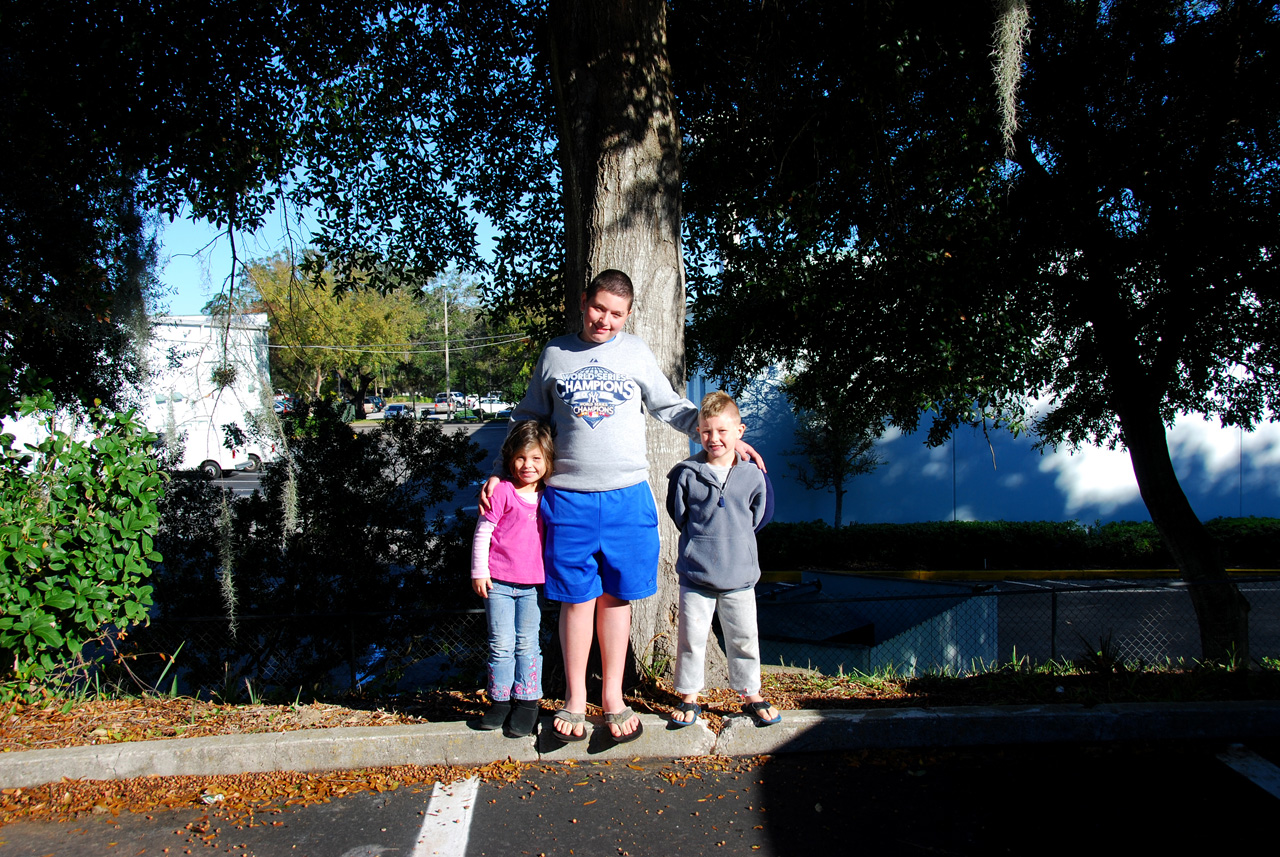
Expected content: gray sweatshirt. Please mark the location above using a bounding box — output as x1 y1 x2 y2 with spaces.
666 451 772 592
504 332 699 491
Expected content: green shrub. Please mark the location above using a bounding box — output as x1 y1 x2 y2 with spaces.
0 394 162 696
1084 520 1171 568
1204 517 1280 568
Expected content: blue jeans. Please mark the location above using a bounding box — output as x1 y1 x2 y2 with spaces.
485 581 543 701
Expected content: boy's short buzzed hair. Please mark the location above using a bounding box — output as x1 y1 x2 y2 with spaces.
699 390 740 422
586 269 634 307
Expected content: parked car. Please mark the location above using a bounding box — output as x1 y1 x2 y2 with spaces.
355 395 385 415
433 392 466 412
384 403 413 419
478 396 514 415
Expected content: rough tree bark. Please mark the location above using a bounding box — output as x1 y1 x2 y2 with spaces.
548 0 728 686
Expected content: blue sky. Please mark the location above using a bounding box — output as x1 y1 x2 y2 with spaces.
153 213 314 316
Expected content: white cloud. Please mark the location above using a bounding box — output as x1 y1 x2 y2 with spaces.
1034 414 1280 514
1166 415 1244 488
920 443 951 480
1163 415 1280 495
1037 443 1139 515
878 425 904 444
1242 420 1280 470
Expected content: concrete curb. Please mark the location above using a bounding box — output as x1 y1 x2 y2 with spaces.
3 702 1278 789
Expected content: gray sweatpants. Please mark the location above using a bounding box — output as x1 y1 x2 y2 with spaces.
675 584 762 696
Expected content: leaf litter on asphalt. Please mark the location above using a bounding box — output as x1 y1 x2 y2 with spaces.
4 664 1277 838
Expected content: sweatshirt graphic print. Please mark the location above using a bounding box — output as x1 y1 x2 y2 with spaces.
555 364 641 428
506 333 700 492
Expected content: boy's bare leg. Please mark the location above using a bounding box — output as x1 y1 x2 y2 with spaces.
596 593 639 738
556 599 595 739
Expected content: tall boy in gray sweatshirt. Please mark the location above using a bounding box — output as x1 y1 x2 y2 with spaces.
481 270 763 743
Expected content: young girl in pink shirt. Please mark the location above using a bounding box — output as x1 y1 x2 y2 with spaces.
471 420 555 737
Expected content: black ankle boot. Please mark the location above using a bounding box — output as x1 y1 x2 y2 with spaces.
504 698 541 738
479 700 511 731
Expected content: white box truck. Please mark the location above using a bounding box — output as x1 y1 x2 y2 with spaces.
145 313 279 478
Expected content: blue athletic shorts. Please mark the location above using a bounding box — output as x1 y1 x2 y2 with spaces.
541 482 660 603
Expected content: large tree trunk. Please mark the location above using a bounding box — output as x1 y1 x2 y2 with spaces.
548 0 728 687
1118 399 1250 664
1090 262 1251 665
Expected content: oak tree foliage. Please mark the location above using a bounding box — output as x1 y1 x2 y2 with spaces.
680 0 1280 661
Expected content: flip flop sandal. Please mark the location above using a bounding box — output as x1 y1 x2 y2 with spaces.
742 700 782 726
604 707 644 744
669 701 701 729
552 708 588 742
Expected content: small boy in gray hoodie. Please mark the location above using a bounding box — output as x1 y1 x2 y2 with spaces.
665 391 779 727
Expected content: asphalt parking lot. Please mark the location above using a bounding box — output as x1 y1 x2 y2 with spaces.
3 739 1278 856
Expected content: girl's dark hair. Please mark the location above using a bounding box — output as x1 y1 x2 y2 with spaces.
501 420 555 481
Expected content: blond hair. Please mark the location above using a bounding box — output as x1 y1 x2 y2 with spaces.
699 390 740 422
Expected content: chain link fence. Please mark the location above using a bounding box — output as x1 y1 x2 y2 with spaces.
755 574 1280 676
100 574 1279 697
109 610 496 699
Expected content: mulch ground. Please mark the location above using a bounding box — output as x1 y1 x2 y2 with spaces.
3 668 1277 830
0 672 909 756
0 674 896 829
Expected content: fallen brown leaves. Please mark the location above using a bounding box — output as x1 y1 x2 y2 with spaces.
0 763 463 828
0 698 438 753
626 668 913 730
3 665 1274 832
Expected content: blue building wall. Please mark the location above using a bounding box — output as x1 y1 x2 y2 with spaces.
687 371 1280 526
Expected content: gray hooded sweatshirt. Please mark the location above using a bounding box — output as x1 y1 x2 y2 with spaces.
666 451 773 592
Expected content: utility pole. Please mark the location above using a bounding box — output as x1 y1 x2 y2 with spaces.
443 291 453 417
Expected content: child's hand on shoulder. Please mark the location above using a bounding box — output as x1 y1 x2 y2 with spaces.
472 577 493 599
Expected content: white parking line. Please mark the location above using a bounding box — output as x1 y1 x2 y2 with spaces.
1217 745 1280 800
411 777 479 857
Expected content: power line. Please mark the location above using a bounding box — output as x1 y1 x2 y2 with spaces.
264 335 531 355
151 334 532 355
